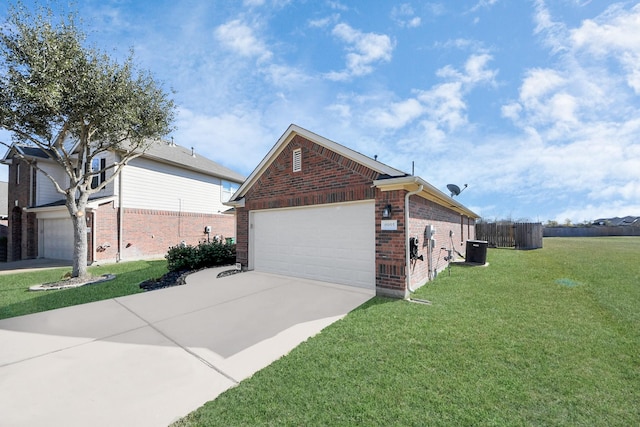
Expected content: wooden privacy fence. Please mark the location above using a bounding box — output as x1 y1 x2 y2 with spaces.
475 222 543 249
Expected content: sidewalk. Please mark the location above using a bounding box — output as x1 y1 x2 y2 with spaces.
0 258 72 274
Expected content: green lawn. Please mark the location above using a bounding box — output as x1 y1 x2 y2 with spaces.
174 237 640 426
0 260 167 320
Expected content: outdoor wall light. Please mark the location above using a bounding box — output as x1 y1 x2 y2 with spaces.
382 204 392 219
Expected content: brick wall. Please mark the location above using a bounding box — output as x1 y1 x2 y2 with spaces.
93 202 119 262
408 196 476 289
7 158 36 261
236 135 379 267
116 208 235 262
375 190 407 296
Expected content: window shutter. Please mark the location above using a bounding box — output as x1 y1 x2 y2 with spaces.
293 149 302 172
100 158 106 183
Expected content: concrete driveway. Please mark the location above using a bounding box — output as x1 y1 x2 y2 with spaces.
0 268 373 426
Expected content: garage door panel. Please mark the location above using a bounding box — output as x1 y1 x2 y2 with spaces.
42 218 74 260
252 202 375 289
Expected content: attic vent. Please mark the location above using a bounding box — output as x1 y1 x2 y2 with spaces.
293 148 302 172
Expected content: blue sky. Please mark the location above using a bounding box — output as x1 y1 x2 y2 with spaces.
1 0 639 223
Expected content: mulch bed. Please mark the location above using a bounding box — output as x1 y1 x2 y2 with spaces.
139 266 242 291
29 274 116 291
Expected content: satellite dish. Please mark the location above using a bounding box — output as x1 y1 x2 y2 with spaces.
447 183 468 197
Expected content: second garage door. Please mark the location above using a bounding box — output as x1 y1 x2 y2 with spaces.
41 218 74 260
250 201 375 289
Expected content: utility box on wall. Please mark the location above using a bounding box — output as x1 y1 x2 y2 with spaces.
466 240 488 264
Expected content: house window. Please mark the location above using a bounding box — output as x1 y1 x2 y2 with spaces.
293 148 302 172
16 163 20 185
91 158 106 189
221 180 239 202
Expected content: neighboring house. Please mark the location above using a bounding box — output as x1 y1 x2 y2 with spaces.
0 181 7 220
226 124 480 299
0 181 7 254
1 140 245 263
593 216 640 227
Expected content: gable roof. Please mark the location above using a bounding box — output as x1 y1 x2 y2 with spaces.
1 139 245 183
1 144 55 162
229 124 408 202
228 124 479 219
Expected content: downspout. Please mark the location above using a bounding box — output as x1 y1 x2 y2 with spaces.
405 182 423 295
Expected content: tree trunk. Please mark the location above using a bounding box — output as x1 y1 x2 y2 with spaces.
67 192 89 279
71 211 88 278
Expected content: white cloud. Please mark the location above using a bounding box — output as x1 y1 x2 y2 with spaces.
325 23 394 80
570 3 640 93
519 68 565 102
391 4 422 28
174 108 271 175
214 19 272 62
533 0 569 53
340 53 497 139
468 0 499 14
368 99 424 129
308 14 339 28
327 1 349 11
262 64 312 88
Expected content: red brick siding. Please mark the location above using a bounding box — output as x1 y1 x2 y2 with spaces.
117 208 235 261
236 208 249 266
7 158 38 261
375 190 407 294
408 196 476 289
236 135 379 267
93 202 119 262
90 202 236 262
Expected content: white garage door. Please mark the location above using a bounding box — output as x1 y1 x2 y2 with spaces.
42 218 74 260
250 202 375 289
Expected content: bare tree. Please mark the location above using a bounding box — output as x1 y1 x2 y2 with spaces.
0 3 175 278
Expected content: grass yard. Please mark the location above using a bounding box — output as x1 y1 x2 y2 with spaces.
174 237 640 426
0 260 167 320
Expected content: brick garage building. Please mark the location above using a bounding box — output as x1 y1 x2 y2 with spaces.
226 125 479 298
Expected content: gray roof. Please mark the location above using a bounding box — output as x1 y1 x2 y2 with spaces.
593 216 640 226
2 140 246 184
140 140 245 183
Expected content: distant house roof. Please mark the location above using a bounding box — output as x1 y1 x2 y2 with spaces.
593 216 640 226
139 140 245 183
1 139 245 184
0 144 55 162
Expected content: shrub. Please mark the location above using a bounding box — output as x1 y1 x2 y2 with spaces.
165 241 236 272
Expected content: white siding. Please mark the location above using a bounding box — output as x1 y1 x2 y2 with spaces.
88 150 117 198
36 163 66 206
35 151 117 206
121 157 227 214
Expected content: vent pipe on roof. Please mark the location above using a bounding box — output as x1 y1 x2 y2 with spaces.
191 147 195 157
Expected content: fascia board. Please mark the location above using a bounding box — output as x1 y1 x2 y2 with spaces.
374 176 480 219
